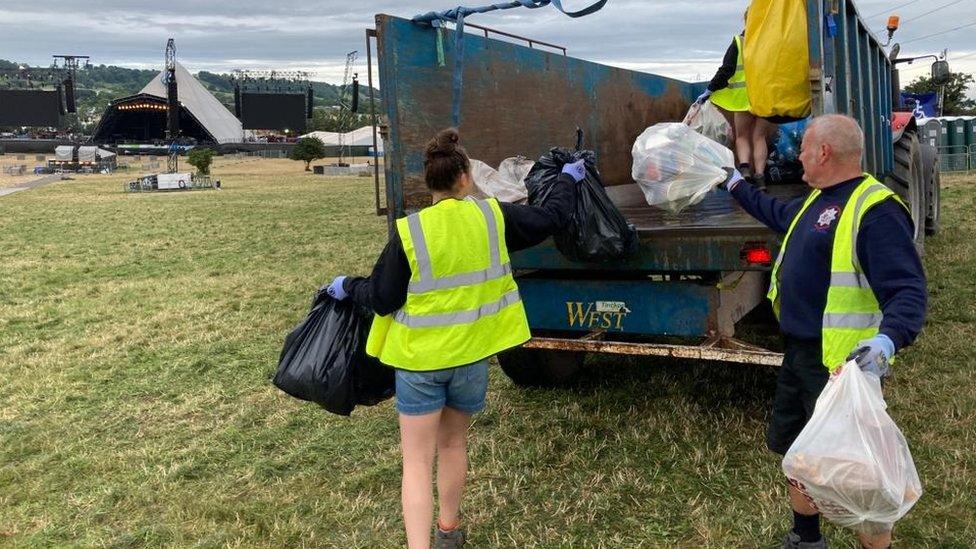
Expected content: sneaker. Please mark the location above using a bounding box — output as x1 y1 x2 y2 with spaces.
781 531 828 549
434 527 465 549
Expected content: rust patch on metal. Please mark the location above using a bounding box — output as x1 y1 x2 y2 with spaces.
380 18 699 212
524 336 783 366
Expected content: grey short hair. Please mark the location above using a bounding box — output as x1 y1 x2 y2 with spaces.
807 114 864 165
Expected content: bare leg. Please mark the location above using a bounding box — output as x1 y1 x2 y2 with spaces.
400 411 442 549
733 111 756 171
436 407 472 529
752 117 773 178
858 530 893 548
788 484 819 515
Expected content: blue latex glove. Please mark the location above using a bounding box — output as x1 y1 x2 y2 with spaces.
561 159 587 183
846 334 895 379
722 167 745 192
326 275 348 301
695 90 712 105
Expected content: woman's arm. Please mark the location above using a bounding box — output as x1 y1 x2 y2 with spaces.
343 232 410 316
498 173 577 252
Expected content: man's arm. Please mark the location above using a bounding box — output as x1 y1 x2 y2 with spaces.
856 200 927 352
343 232 410 316
728 179 807 234
499 173 577 252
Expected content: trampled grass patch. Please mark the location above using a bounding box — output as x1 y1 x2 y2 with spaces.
1 165 974 547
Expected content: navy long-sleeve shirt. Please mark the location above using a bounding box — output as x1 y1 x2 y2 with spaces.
730 177 926 351
343 173 577 316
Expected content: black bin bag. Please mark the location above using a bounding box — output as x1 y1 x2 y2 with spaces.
273 287 394 415
525 147 637 262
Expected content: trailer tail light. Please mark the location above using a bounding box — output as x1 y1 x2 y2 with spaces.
742 245 773 266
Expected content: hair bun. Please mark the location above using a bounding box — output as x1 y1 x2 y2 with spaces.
431 127 460 154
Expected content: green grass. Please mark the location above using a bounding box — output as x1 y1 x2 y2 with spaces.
1 166 974 547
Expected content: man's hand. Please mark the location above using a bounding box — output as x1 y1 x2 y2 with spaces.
326 275 348 301
561 159 587 183
722 167 745 192
847 334 895 379
695 90 712 105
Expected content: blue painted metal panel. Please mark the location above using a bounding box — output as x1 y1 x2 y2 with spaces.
518 278 715 337
375 13 694 217
813 0 893 177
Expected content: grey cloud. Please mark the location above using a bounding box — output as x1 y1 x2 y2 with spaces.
0 0 973 84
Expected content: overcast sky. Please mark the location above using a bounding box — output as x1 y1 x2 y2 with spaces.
1 0 974 89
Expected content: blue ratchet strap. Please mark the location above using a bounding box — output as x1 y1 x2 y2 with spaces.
413 0 608 126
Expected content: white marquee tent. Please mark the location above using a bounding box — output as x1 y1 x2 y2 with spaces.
301 126 384 153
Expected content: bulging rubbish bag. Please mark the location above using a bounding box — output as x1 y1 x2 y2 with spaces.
525 147 637 262
775 118 809 163
683 100 734 149
782 362 922 535
273 287 395 416
470 157 533 203
631 123 735 213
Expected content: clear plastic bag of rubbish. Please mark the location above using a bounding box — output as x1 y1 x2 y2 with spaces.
683 100 734 149
782 362 922 535
631 123 735 212
470 157 534 203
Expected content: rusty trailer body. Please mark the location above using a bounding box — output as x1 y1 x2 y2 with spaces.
366 1 908 382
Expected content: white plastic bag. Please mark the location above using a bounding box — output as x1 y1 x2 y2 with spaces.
631 123 734 213
782 362 922 535
470 157 533 203
683 100 734 149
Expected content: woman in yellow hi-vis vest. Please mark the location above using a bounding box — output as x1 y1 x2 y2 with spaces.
325 128 580 549
697 9 774 182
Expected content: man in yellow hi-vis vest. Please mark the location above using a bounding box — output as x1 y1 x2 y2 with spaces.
722 115 926 549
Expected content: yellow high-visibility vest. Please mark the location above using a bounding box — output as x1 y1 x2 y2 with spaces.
365 197 531 370
710 34 750 113
768 175 911 371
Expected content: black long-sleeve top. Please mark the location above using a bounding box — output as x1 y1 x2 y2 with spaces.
730 177 927 351
707 35 742 92
344 173 577 316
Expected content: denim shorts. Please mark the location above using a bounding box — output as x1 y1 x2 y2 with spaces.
394 359 489 416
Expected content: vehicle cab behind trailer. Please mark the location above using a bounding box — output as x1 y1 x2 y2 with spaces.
363 0 940 385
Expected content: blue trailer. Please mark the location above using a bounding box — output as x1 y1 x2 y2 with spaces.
363 0 940 384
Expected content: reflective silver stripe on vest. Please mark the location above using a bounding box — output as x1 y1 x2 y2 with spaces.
823 312 882 329
735 64 744 71
728 82 747 89
472 198 501 268
394 289 522 328
406 198 508 293
829 271 869 288
409 263 513 293
850 182 887 272
406 213 434 283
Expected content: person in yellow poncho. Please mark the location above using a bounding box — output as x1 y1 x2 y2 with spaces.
696 8 774 183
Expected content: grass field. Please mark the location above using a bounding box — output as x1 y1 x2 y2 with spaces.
1 161 974 548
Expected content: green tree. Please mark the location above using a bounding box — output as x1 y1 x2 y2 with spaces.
290 137 326 171
904 71 976 115
187 148 216 175
309 107 374 132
